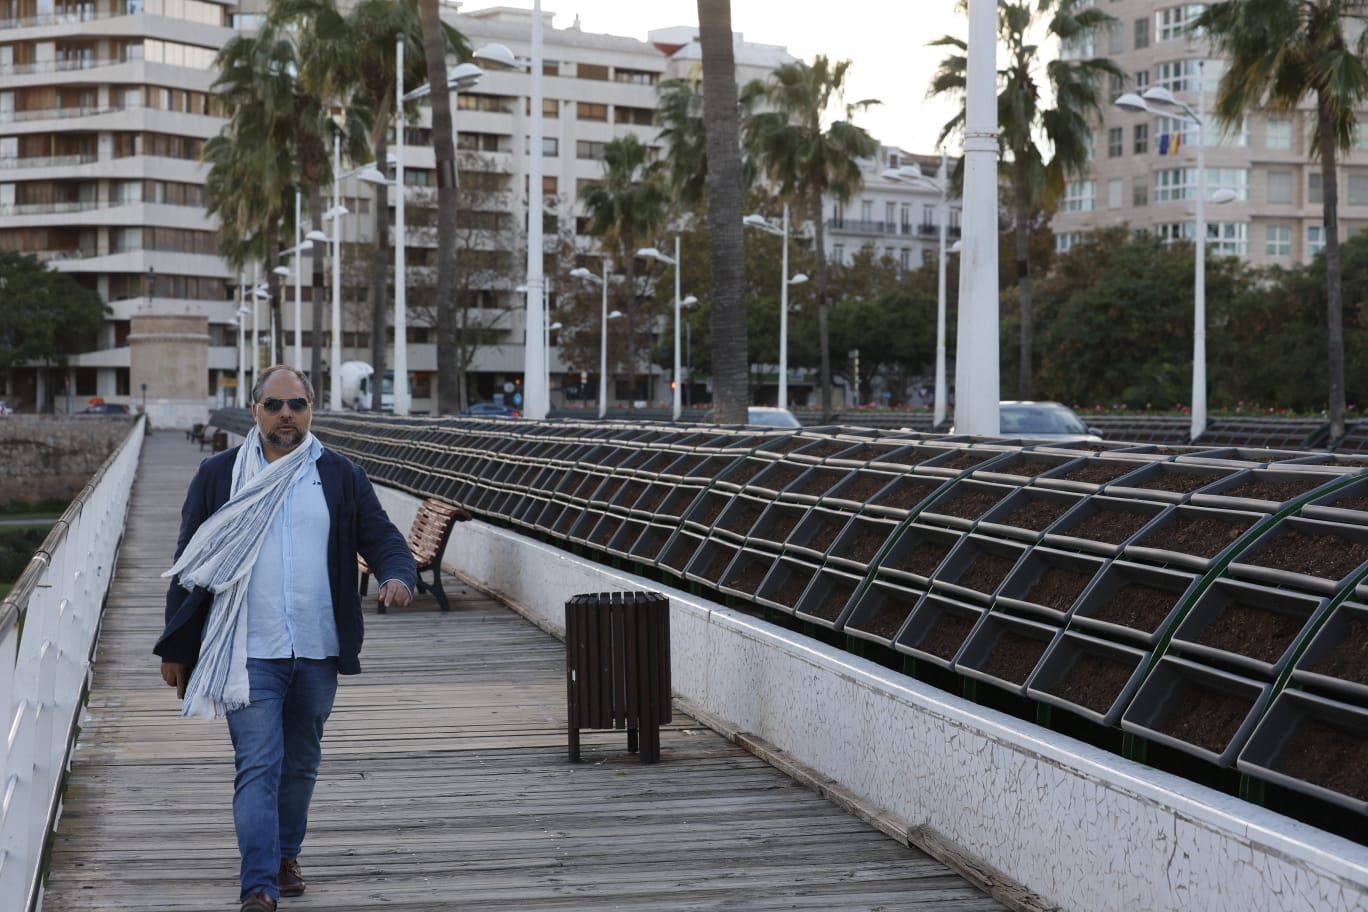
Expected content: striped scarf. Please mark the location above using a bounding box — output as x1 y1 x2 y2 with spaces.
163 426 318 719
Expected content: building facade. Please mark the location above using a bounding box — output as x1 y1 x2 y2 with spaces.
1050 0 1368 266
825 145 960 271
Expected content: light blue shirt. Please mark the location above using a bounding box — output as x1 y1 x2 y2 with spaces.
245 437 340 659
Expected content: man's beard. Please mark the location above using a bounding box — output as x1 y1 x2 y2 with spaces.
266 426 304 448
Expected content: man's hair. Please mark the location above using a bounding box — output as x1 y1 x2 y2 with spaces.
251 365 315 404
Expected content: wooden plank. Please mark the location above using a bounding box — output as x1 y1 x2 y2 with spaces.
39 433 1006 912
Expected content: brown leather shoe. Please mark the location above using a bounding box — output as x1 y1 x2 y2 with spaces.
278 857 305 897
240 893 276 912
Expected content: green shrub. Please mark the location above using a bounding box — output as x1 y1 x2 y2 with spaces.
0 525 53 582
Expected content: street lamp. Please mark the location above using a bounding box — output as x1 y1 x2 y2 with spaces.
569 263 617 418
884 155 955 428
319 145 381 411
636 239 687 421
1115 69 1235 442
743 207 808 410
679 294 698 408
236 304 248 407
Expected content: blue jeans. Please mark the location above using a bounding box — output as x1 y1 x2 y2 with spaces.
226 657 338 901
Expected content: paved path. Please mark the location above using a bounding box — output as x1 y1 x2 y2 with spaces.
41 433 1004 911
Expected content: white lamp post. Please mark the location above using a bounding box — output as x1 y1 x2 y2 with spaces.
884 155 955 427
570 263 616 418
636 238 686 421
1116 68 1237 442
236 304 248 407
743 207 808 410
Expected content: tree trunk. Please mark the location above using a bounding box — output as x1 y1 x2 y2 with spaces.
308 184 325 394
1320 96 1346 442
369 125 390 411
812 191 832 418
696 0 748 425
1014 159 1032 400
420 0 459 415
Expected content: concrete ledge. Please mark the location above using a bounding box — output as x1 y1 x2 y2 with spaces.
373 486 1368 912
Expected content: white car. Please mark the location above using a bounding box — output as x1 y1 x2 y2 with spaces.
953 401 1102 443
746 407 802 429
0 401 12 417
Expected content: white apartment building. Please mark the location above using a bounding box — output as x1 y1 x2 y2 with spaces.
826 145 960 271
1051 0 1368 266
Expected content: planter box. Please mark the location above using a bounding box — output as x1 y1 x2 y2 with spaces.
1069 559 1198 647
786 466 849 505
750 460 809 498
919 479 1018 531
684 538 740 587
532 499 565 532
657 484 706 522
874 522 961 587
826 441 918 470
1121 656 1271 766
895 593 987 668
608 478 651 516
971 451 1079 485
550 502 584 538
656 530 705 577
977 487 1084 544
1301 476 1368 526
587 513 624 551
753 555 821 615
862 473 946 519
656 453 711 484
628 522 673 564
605 518 648 558
713 456 770 492
844 579 925 647
825 515 901 573
1190 468 1344 513
791 437 858 464
995 547 1106 623
631 482 674 518
682 490 732 533
717 547 779 600
1169 578 1328 678
1035 456 1151 494
919 446 1014 478
1237 689 1368 815
930 534 1028 605
510 495 546 529
954 612 1062 697
822 469 901 511
1027 631 1150 727
1289 600 1368 706
712 494 772 545
1104 462 1238 504
686 454 745 484
747 501 810 553
784 506 855 561
585 474 623 507
1042 495 1167 557
1123 504 1263 572
868 443 947 473
793 567 865 629
1227 515 1368 596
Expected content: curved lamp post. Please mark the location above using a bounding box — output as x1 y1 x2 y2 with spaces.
743 208 808 409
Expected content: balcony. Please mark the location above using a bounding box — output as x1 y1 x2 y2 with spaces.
0 200 102 216
0 9 123 29
0 153 99 169
0 56 127 76
826 219 962 239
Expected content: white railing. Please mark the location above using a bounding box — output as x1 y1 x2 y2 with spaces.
0 418 144 912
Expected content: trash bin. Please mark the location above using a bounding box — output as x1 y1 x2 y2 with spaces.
565 591 671 763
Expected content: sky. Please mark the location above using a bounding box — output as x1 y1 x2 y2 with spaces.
459 0 974 155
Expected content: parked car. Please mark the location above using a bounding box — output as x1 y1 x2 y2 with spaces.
745 406 802 429
459 402 520 418
953 401 1101 442
77 403 132 415
0 400 12 417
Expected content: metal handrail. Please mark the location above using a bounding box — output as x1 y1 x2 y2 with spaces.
0 417 144 912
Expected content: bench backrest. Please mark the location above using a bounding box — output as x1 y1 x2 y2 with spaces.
408 499 464 569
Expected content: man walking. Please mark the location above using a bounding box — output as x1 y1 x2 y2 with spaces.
156 365 416 912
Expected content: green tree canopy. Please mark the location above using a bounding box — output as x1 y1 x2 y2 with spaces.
0 253 108 371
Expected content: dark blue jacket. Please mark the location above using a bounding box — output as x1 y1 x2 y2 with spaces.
155 444 416 675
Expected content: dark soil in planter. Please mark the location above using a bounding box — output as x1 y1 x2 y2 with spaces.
1243 528 1368 579
918 611 976 659
592 520 621 545
690 456 735 478
1093 582 1179 633
853 600 917 639
957 552 1017 594
894 538 954 576
980 630 1050 684
702 548 735 581
843 525 893 564
808 580 856 621
1048 652 1136 715
872 478 942 510
803 515 845 553
773 569 813 607
1000 497 1073 531
619 481 647 506
933 486 1007 520
1056 461 1139 485
722 500 766 534
663 543 698 574
835 445 883 463
1141 512 1255 558
1322 492 1368 513
633 529 666 558
794 470 842 496
757 462 806 491
763 509 803 542
696 496 728 527
934 450 996 472
977 455 1051 479
637 485 670 512
1220 476 1326 503
619 449 653 469
1027 566 1095 611
724 460 767 486
1273 717 1368 802
837 472 894 503
1311 617 1368 684
1070 508 1155 544
801 440 855 459
763 437 811 455
1196 602 1306 663
672 455 706 476
1139 471 1226 494
1155 682 1252 754
724 558 770 593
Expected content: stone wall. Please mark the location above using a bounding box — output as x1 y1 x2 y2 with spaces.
0 416 137 506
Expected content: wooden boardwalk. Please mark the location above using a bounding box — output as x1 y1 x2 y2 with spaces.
41 434 1004 912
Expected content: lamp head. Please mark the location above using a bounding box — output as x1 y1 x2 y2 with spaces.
680 295 698 307
636 247 663 260
305 229 329 242
548 321 563 331
607 310 624 319
742 213 768 227
788 273 809 286
1113 92 1150 113
451 62 484 89
472 42 518 69
357 167 389 185
1210 188 1239 205
272 265 291 277
323 204 349 220
1141 86 1180 107
569 267 592 279
949 240 963 254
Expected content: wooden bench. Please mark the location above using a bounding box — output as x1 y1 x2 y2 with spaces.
359 497 471 613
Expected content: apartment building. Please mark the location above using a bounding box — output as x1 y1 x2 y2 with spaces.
826 145 960 271
1050 0 1368 267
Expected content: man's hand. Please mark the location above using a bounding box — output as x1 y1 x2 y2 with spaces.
378 580 412 610
161 661 189 699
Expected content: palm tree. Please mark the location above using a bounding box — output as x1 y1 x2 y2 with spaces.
579 134 670 400
930 0 1119 400
694 0 750 424
743 56 878 419
1196 0 1368 442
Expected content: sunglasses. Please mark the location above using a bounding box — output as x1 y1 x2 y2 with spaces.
258 397 311 413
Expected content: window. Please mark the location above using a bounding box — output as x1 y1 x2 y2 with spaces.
885 201 895 226
1308 225 1325 256
1060 31 1095 60
524 136 558 157
1309 172 1323 205
1134 17 1149 48
613 67 658 85
1266 171 1292 205
1108 21 1124 53
1265 224 1291 256
1157 5 1206 42
1133 179 1148 207
899 248 911 271
613 105 654 126
1108 179 1124 209
576 63 609 81
1135 69 1150 90
1356 124 1368 152
1352 174 1368 205
576 140 606 160
1156 222 1193 244
576 101 607 121
860 199 874 222
1206 222 1247 257
1154 168 1195 202
1155 114 1196 148
456 132 509 153
1062 180 1095 212
1108 127 1123 157
1056 232 1082 253
524 98 559 118
458 94 513 113
1207 168 1248 201
1155 59 1204 92
1134 123 1149 155
1266 117 1292 151
832 244 845 265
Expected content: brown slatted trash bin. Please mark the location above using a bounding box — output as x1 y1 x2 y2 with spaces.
566 591 672 763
